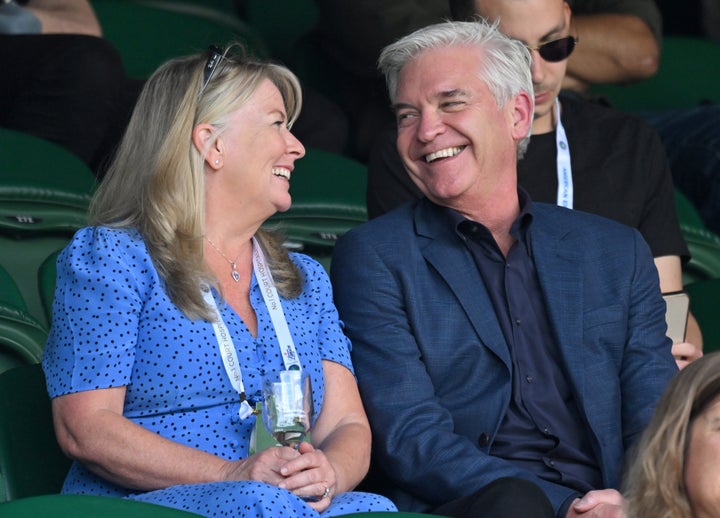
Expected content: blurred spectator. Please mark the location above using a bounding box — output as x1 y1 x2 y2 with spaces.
231 0 349 156
656 0 720 40
313 0 448 161
563 0 662 92
473 0 720 233
703 0 720 40
312 0 665 162
0 0 143 178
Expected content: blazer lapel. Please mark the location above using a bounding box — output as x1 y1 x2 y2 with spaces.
414 201 512 369
529 208 586 408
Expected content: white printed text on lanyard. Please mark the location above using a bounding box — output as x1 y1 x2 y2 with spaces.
555 98 573 209
202 237 301 420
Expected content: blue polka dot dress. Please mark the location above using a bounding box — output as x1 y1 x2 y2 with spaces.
42 227 396 517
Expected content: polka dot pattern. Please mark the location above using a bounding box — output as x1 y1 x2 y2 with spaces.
42 227 396 516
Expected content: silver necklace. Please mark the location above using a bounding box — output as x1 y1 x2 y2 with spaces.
205 237 242 282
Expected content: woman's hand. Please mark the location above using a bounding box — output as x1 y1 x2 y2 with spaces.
222 446 302 487
278 442 337 512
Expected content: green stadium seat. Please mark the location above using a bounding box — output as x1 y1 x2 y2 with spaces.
0 128 94 328
674 190 720 284
38 250 60 326
243 0 318 64
686 278 720 354
339 514 450 518
0 364 70 502
91 0 269 79
0 266 47 375
0 494 202 517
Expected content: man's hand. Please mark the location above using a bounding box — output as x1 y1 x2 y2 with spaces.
672 341 703 370
566 489 626 518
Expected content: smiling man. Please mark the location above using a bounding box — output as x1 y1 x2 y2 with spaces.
454 0 703 364
366 0 703 368
331 19 678 518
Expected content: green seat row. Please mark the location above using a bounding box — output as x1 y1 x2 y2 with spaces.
0 265 46 374
0 494 445 518
674 189 720 285
0 127 96 334
686 278 720 353
91 0 269 78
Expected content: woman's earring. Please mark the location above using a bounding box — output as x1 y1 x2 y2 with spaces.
214 159 220 165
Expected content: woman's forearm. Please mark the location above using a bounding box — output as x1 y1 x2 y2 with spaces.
53 391 232 491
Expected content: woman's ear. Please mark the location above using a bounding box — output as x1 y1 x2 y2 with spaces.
192 123 222 170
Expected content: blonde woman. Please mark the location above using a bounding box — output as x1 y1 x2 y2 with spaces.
624 352 720 517
42 44 396 517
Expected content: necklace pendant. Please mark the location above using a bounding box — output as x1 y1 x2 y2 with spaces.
231 268 240 283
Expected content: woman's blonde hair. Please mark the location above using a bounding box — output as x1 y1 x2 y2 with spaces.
623 352 720 517
89 43 303 321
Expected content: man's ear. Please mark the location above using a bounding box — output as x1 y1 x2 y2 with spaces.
510 90 534 140
192 123 223 170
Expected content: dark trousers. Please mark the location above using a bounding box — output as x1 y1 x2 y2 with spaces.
0 33 144 178
431 477 555 518
643 105 720 234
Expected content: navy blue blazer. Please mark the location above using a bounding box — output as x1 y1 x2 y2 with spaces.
331 198 678 515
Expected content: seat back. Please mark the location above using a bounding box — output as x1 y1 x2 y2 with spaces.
0 494 203 517
685 278 720 353
244 0 318 64
0 363 71 502
675 190 720 284
38 250 61 325
0 264 47 375
681 227 720 284
0 128 95 327
92 0 269 79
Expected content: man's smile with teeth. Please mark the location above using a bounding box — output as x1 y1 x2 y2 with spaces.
272 167 291 180
424 146 465 163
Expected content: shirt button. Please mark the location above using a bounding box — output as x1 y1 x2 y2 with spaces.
526 375 533 383
478 432 491 447
229 439 239 448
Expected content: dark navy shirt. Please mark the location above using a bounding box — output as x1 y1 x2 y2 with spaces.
447 191 603 510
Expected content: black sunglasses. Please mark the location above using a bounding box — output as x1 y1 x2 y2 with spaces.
200 45 225 94
525 36 577 62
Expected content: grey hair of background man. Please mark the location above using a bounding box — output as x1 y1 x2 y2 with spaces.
377 19 534 158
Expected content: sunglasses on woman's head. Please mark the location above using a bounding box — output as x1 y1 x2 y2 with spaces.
525 35 577 62
200 45 225 95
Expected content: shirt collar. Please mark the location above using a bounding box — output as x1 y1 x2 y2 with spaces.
443 188 535 242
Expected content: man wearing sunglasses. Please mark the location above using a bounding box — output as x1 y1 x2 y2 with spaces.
366 0 703 368
455 0 703 364
332 15 678 518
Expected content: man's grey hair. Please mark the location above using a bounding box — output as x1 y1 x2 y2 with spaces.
378 19 534 157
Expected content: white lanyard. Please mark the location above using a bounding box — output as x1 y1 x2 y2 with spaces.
201 237 300 421
555 98 573 209
252 237 301 371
